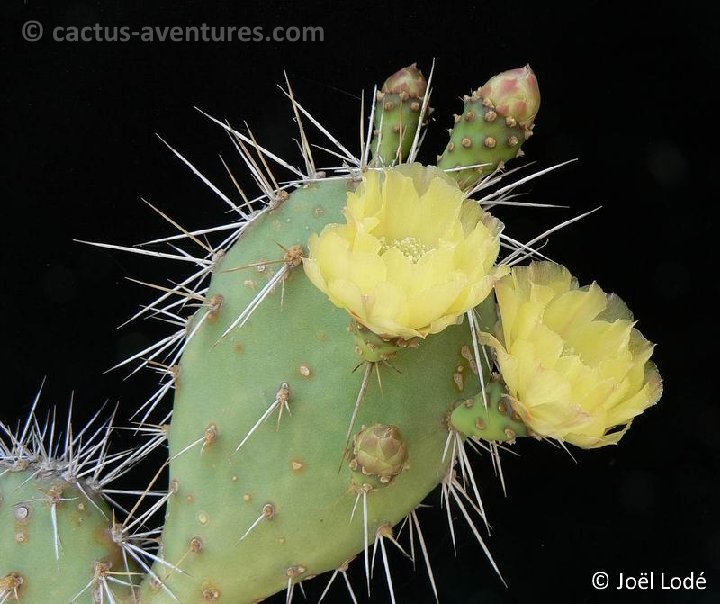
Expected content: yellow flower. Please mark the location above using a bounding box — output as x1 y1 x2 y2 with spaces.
303 164 505 339
483 261 662 448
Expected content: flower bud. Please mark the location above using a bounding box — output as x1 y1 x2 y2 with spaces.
477 65 540 128
350 424 408 483
381 63 427 98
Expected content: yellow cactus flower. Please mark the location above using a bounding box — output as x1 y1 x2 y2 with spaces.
303 164 506 340
484 261 662 448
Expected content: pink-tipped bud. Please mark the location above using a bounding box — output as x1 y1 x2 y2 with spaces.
478 65 540 127
382 63 427 98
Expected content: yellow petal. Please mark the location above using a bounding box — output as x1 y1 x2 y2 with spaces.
543 284 608 338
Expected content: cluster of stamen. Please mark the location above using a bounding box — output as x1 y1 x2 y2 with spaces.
379 236 431 263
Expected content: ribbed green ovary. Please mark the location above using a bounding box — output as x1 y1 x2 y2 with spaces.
0 470 134 603
142 179 480 603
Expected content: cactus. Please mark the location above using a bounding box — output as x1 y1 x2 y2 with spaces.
1 63 661 603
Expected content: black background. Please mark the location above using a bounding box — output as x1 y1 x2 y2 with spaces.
1 2 716 603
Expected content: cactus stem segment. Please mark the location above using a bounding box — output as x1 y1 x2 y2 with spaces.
0 396 151 603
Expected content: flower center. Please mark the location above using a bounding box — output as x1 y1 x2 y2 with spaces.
380 236 430 263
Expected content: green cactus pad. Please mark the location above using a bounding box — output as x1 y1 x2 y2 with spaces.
142 178 481 603
0 469 134 603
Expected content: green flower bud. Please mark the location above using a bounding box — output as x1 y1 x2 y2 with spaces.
349 424 408 483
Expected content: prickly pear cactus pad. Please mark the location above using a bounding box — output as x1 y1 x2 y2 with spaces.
1 63 663 604
138 176 486 603
1 406 140 603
